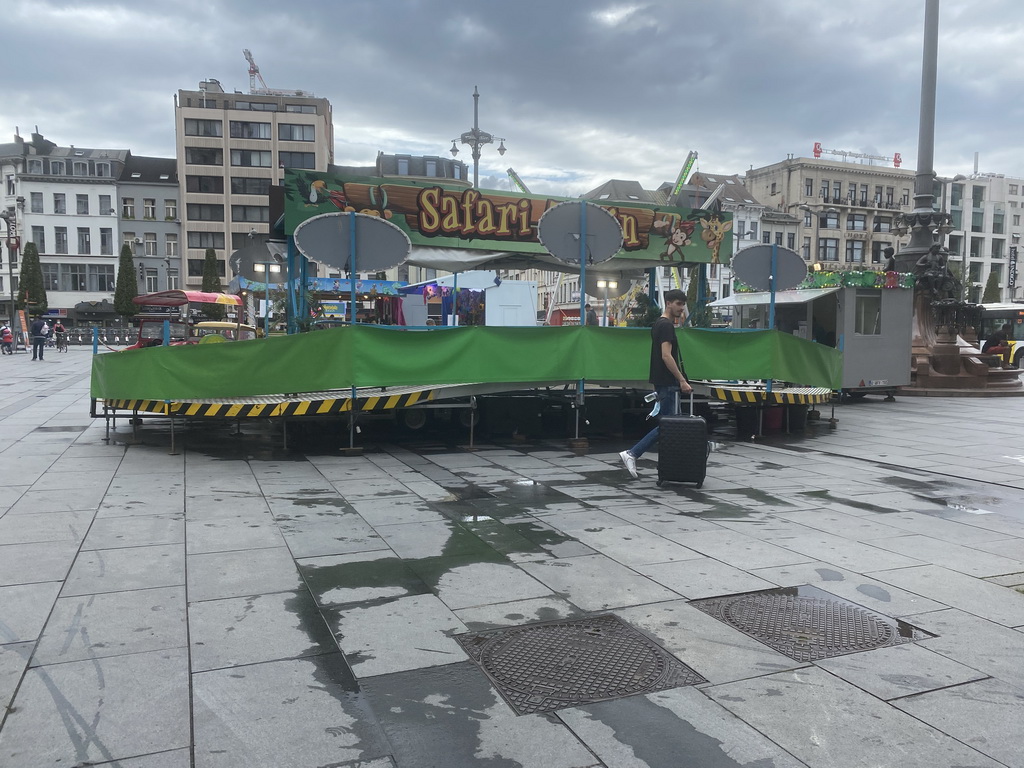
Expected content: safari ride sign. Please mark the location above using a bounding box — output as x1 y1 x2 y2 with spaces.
283 170 732 266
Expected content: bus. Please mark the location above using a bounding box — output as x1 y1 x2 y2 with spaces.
978 303 1024 367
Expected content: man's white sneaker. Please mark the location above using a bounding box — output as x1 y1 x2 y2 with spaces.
619 450 638 479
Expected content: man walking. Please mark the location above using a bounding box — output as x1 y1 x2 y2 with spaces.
585 303 599 326
619 289 692 479
30 316 48 361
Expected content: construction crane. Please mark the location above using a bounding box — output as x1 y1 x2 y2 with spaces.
242 49 312 97
506 168 531 194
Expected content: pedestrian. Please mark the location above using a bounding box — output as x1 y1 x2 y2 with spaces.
981 323 1012 362
585 303 599 326
619 289 692 479
30 316 48 361
53 320 67 352
0 323 13 355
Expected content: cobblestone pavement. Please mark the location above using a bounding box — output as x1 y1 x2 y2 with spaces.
1 349 1023 767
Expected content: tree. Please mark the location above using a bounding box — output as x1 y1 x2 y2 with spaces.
113 243 139 317
981 270 1002 304
685 266 712 328
16 241 47 315
200 248 226 319
626 289 661 328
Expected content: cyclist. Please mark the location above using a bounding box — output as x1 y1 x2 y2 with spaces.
54 320 68 353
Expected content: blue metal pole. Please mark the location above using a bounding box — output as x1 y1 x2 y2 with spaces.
349 211 357 325
92 326 98 355
163 319 170 346
287 237 299 334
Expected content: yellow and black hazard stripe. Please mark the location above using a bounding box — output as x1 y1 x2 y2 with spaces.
102 389 436 419
709 387 833 405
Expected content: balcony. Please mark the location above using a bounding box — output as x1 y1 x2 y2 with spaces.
817 193 906 211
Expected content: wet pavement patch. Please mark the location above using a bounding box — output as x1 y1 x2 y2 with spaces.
691 584 931 663
33 425 88 432
454 614 706 716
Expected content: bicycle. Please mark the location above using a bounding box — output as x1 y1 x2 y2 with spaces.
56 333 69 353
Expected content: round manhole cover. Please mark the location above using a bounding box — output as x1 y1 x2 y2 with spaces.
456 614 705 715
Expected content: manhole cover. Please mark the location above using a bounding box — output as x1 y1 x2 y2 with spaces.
691 585 931 662
455 614 705 716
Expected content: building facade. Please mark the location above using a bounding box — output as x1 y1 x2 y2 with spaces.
938 173 1023 303
744 156 914 271
174 79 333 287
117 155 181 294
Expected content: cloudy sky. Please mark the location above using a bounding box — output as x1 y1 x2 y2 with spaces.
4 0 1019 196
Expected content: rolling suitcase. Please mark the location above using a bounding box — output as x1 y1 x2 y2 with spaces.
656 393 709 488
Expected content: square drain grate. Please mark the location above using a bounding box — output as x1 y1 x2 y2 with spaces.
454 613 706 716
691 584 932 663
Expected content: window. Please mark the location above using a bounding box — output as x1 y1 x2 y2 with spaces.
143 199 156 219
871 241 890 264
165 233 178 257
817 238 839 261
854 290 881 335
992 239 1004 259
804 178 814 197
5 174 13 195
774 231 783 245
972 186 984 207
31 226 45 252
73 161 87 176
951 209 963 229
770 182 777 195
231 205 269 222
122 198 135 218
1010 184 1019 196
762 231 771 244
901 188 910 206
55 227 68 254
971 211 984 233
279 123 315 141
187 231 225 249
873 216 892 233
184 118 223 137
820 211 839 229
885 187 894 206
78 228 91 255
847 214 867 231
803 211 813 227
230 121 272 139
186 175 224 193
61 263 87 291
802 236 811 259
123 231 135 248
167 269 180 290
233 101 277 112
820 179 829 200
188 258 225 276
1014 214 1021 227
425 160 437 177
845 239 865 263
993 210 1005 235
100 228 113 255
951 184 963 207
860 184 868 204
453 165 461 180
99 195 112 215
88 264 115 292
74 194 88 215
787 232 795 250
96 163 110 178
230 149 272 167
278 151 315 169
285 104 316 113
185 147 224 165
165 199 177 220
747 222 757 238
53 193 66 214
51 161 64 175
42 263 59 290
398 158 410 175
848 182 857 203
187 204 224 221
144 232 157 256
28 159 43 174
146 269 159 293
832 181 841 202
30 192 42 213
230 177 271 195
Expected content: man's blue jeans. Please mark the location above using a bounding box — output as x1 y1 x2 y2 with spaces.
629 385 680 459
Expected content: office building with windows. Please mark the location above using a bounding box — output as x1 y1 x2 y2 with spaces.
745 157 914 270
938 173 1024 303
174 79 333 286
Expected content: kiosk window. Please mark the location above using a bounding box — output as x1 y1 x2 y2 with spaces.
854 291 881 335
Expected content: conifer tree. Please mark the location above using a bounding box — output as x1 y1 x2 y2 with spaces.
113 243 139 317
16 241 47 315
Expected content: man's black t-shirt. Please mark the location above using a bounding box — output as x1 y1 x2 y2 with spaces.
649 316 685 386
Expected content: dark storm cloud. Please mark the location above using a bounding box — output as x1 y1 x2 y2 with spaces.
2 0 1019 194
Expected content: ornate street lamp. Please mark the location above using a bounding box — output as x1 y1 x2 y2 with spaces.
450 86 507 189
0 209 19 323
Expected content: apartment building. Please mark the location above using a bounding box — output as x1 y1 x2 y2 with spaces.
0 131 131 321
745 156 914 270
117 155 180 293
175 79 333 286
938 173 1023 303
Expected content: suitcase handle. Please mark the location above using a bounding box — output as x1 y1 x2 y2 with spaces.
673 390 695 417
